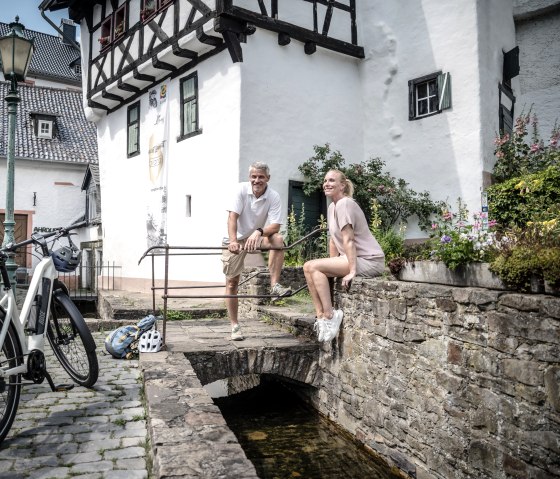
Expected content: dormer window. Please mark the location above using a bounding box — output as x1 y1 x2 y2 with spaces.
30 112 59 140
38 120 53 139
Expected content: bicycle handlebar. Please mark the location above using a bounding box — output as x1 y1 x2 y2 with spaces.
0 220 88 254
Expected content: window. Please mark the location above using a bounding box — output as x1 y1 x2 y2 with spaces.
114 5 126 40
127 102 140 157
141 0 157 22
99 17 112 50
38 120 53 139
74 64 82 75
408 71 452 120
499 84 515 136
179 72 201 140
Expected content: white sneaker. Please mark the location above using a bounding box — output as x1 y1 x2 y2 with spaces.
329 310 344 340
231 324 244 341
321 310 343 342
313 320 329 342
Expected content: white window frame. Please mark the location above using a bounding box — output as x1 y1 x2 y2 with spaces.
408 71 452 121
37 120 53 139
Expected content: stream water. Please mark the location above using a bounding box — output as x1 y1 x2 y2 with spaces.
212 377 405 479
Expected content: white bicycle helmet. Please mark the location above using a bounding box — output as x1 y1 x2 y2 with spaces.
138 329 163 353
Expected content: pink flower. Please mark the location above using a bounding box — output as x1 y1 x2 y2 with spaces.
530 143 540 153
488 219 497 228
431 223 438 230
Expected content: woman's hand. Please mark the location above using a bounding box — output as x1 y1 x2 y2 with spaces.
341 271 355 290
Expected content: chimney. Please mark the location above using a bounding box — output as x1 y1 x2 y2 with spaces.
59 18 77 46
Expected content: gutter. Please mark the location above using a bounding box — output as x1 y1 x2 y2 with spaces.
39 7 81 52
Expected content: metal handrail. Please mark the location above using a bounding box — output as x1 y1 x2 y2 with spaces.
137 227 326 342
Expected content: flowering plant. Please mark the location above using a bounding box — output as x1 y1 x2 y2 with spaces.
493 111 559 182
98 36 110 46
427 199 498 270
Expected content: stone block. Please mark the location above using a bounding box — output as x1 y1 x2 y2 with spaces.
544 366 560 411
447 342 463 365
502 358 543 386
499 293 541 312
541 296 560 318
468 440 500 473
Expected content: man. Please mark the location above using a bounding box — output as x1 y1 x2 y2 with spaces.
222 162 291 340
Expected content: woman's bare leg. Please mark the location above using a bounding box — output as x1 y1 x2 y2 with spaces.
304 257 351 319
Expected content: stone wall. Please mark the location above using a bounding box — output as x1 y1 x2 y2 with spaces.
240 270 560 479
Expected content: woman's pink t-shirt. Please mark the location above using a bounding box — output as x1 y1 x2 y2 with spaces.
328 196 385 260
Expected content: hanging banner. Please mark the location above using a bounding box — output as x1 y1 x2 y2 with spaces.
146 82 169 248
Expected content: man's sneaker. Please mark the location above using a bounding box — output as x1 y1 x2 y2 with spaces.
270 283 292 297
231 324 244 341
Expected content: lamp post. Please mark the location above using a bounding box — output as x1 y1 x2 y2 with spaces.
0 17 34 287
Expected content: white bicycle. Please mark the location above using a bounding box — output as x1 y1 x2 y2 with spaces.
0 223 99 443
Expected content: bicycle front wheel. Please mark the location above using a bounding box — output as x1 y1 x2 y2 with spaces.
0 311 22 443
47 292 99 388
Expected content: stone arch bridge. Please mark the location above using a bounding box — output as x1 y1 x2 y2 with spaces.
139 315 321 478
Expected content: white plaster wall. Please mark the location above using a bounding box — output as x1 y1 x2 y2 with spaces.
477 0 517 174
97 52 240 284
238 29 363 221
358 0 514 237
514 9 560 136
0 159 86 268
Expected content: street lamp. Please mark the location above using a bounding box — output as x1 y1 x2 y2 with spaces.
0 17 34 287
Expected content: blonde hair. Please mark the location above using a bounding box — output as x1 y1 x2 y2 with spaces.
328 169 354 198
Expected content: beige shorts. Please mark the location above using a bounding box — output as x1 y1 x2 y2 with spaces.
356 257 385 277
221 238 264 278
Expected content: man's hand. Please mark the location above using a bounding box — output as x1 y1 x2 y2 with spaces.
228 241 242 254
244 230 263 252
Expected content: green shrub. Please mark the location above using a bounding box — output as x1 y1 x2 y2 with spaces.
489 219 560 290
283 206 327 266
369 199 405 261
487 166 560 229
298 143 443 231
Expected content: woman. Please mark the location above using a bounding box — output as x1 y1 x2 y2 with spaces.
303 170 385 342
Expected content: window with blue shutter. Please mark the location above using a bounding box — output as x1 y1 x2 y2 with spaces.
408 71 452 120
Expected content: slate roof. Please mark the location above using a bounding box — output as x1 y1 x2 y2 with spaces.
0 82 98 164
0 21 81 86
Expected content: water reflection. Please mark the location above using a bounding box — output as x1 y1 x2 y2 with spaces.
213 376 405 479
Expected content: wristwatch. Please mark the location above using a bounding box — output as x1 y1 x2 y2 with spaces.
256 228 264 235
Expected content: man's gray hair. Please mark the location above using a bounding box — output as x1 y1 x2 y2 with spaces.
249 161 270 177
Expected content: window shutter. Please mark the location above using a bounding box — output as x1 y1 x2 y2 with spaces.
408 80 415 120
438 72 452 111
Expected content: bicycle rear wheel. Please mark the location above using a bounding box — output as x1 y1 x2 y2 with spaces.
47 292 99 387
0 312 22 443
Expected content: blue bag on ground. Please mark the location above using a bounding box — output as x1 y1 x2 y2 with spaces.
105 314 158 359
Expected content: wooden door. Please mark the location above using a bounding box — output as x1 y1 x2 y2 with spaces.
0 214 29 268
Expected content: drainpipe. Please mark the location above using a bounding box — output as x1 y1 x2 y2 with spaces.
39 7 81 51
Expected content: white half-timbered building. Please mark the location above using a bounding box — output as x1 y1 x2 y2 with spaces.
39 0 559 289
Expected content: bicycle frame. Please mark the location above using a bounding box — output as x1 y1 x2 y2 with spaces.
0 251 58 378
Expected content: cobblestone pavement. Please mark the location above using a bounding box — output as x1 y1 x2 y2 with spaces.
0 333 149 479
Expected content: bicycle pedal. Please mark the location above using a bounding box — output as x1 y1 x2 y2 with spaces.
54 383 75 392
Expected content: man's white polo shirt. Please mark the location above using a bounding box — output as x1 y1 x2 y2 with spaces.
224 182 282 243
